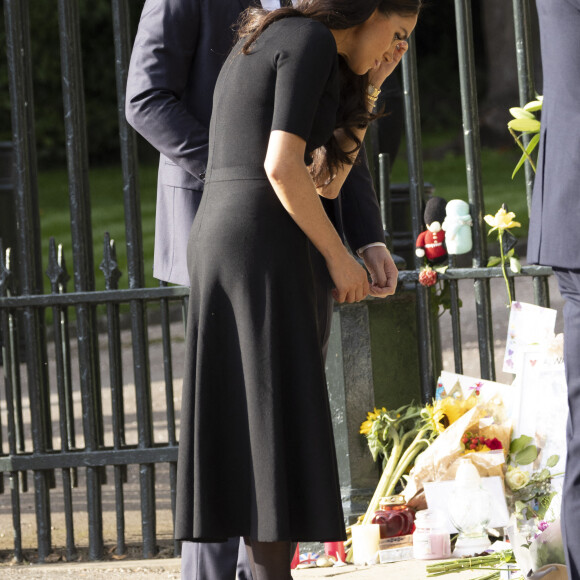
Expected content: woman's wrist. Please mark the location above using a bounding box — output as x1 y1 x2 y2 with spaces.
323 242 352 265
366 82 381 110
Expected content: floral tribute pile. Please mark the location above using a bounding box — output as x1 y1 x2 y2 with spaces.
350 346 567 577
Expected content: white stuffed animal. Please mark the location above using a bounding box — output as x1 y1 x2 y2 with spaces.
442 199 473 255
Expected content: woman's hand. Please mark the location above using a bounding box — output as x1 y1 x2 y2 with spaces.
326 252 370 303
361 245 398 298
368 41 409 89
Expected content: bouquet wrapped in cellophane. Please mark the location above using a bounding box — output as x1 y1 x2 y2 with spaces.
402 390 512 506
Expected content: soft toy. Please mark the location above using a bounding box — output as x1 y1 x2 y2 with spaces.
442 199 473 255
416 196 447 264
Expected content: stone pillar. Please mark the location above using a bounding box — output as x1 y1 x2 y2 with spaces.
326 293 441 523
326 302 379 524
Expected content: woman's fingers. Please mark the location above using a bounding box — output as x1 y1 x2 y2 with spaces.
327 253 370 303
332 274 369 304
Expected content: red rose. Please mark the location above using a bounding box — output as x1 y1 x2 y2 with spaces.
419 267 437 287
485 438 503 450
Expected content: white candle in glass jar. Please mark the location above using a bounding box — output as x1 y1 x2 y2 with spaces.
351 524 380 566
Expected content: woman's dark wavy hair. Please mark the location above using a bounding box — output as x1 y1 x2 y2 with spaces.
236 0 421 185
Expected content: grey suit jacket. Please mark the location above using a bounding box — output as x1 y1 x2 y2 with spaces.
126 0 384 285
527 0 580 269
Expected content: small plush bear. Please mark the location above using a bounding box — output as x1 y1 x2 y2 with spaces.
415 196 448 264
442 199 473 255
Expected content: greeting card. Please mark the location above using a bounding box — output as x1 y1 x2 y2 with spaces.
503 301 557 374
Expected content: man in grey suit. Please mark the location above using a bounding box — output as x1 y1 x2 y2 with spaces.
527 0 580 577
126 0 399 577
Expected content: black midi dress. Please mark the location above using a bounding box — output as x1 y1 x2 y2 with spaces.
175 16 347 543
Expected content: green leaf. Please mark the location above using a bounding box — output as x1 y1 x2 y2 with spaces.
546 454 559 468
523 100 543 113
433 265 448 274
515 500 526 510
516 444 539 465
512 152 528 179
510 434 533 454
382 426 390 441
511 133 540 179
508 118 541 133
536 491 557 520
539 468 551 480
526 133 541 154
369 439 381 462
487 256 501 267
510 256 522 274
509 107 535 120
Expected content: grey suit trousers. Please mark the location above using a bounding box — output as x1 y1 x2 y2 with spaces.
553 269 580 580
181 538 252 580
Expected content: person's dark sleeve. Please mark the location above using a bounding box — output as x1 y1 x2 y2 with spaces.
270 21 338 140
125 0 207 183
340 143 386 252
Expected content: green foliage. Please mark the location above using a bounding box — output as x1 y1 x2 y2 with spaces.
515 445 538 466
508 97 543 178
37 162 158 291
0 0 145 166
510 434 533 454
412 1 487 131
507 433 561 521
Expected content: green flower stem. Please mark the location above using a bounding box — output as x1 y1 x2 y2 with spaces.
359 428 430 526
498 229 513 306
361 429 404 525
384 431 431 497
427 566 500 580
346 424 434 561
426 553 507 572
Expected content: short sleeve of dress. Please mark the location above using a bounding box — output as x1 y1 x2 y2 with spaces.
270 20 338 142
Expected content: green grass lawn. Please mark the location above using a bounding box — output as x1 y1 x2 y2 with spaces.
35 134 532 292
38 163 159 291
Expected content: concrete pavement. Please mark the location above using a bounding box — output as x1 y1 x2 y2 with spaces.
0 555 496 579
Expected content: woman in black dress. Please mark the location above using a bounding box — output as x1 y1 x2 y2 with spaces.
176 1 420 577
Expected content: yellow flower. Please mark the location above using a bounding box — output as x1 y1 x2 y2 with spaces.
484 207 521 233
360 420 373 435
424 396 477 433
359 407 387 435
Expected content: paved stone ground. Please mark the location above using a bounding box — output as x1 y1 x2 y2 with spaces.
0 555 493 579
0 262 563 577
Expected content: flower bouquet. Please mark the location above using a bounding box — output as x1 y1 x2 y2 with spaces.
529 519 566 571
506 434 561 522
345 403 437 561
402 392 512 504
358 403 436 518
